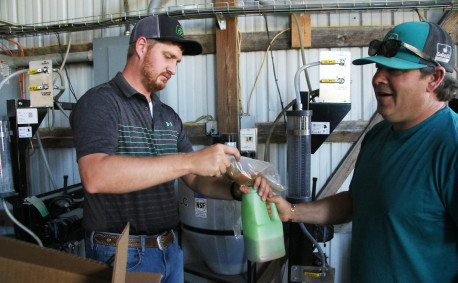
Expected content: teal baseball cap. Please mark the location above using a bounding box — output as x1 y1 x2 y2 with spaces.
353 21 455 73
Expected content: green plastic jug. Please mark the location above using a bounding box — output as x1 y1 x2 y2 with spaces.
242 187 285 263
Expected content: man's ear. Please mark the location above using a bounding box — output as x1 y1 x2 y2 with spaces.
426 66 446 93
135 36 149 58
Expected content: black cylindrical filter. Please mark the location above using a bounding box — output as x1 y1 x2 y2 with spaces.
286 110 313 203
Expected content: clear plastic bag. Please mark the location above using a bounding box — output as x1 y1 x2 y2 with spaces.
223 200 243 239
226 156 286 193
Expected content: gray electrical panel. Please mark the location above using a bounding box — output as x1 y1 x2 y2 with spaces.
93 36 130 86
0 55 19 117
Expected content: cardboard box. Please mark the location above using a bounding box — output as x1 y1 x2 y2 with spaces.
0 223 161 283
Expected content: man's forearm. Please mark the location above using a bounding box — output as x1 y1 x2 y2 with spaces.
182 174 234 200
292 191 353 225
79 143 240 194
79 153 194 194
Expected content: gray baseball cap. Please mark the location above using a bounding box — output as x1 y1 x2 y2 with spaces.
129 15 203 56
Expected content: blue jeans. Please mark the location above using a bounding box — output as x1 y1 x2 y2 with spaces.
85 231 183 283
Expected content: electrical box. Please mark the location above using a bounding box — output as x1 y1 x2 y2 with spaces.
93 36 129 86
28 60 53 107
319 51 351 103
240 115 257 158
240 128 257 154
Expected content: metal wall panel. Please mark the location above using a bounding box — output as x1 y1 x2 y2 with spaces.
162 54 217 121
29 147 80 196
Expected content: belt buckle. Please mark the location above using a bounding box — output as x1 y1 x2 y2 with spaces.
157 234 165 250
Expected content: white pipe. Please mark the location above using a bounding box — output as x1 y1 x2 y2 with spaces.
35 130 58 191
2 198 44 247
299 223 326 268
0 69 28 94
294 61 320 110
59 32 72 72
6 51 93 69
148 0 164 14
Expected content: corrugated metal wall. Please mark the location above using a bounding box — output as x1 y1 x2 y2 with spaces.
2 1 454 194
1 1 456 281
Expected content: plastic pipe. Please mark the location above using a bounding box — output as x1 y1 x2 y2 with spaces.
294 61 320 110
0 69 28 94
299 223 326 268
2 198 43 247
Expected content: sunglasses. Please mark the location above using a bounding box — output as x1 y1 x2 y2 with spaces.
368 39 440 67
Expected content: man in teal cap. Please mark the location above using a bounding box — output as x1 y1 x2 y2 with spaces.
268 21 458 282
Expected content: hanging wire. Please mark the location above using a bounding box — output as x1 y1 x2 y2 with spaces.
246 27 290 115
263 14 287 124
264 99 295 162
55 32 78 102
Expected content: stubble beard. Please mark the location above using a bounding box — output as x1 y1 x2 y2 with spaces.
141 53 166 93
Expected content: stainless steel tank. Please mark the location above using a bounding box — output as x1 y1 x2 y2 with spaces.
178 179 247 275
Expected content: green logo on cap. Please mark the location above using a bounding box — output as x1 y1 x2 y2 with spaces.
176 25 184 37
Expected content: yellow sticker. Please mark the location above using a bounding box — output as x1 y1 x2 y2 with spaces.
304 272 320 277
321 60 337 65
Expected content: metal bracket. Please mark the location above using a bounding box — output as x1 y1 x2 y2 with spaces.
215 13 226 30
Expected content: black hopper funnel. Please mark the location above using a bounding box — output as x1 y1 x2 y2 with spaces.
298 91 351 154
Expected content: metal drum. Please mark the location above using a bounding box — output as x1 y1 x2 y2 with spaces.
178 179 247 275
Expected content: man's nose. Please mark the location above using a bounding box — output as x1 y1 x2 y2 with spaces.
167 63 177 75
372 69 388 85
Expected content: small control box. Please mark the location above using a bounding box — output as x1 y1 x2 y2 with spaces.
28 60 53 107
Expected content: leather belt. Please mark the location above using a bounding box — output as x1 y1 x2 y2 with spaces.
93 230 174 250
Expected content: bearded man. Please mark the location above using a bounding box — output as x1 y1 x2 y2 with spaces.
71 15 272 282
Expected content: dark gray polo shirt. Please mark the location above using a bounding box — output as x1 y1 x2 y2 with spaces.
70 72 193 235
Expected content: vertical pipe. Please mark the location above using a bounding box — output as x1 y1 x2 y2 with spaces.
0 117 14 197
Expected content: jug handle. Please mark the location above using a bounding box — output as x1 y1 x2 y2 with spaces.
268 202 281 221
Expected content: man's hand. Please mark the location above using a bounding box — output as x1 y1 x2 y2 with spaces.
266 195 293 222
239 175 273 201
187 144 241 177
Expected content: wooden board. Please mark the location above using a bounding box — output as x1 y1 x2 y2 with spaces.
215 15 239 134
291 13 311 48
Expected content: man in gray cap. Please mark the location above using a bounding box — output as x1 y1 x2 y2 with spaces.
268 20 458 282
71 15 272 281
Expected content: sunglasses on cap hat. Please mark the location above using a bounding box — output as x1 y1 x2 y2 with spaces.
368 39 440 67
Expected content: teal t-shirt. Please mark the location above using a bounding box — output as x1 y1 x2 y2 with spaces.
350 106 458 283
